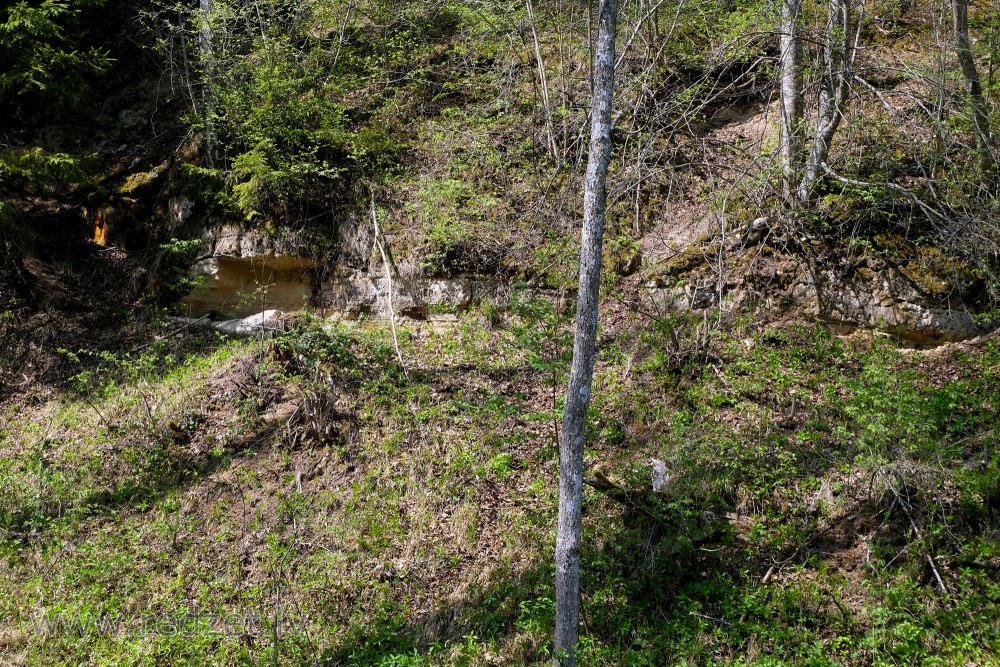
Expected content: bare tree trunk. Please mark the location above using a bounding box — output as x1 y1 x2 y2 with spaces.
778 0 804 202
1 222 34 305
199 0 216 167
526 0 559 161
799 0 853 202
953 0 995 175
990 0 998 103
553 0 616 664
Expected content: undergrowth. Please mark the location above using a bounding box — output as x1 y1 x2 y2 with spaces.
1 310 998 666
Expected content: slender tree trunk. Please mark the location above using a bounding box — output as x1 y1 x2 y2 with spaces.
778 0 804 202
990 0 998 103
799 0 852 202
953 0 995 175
553 0 616 665
199 0 216 167
526 0 559 161
1 223 34 305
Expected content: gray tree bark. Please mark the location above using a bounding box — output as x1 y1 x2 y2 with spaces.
953 0 995 175
799 0 852 202
778 0 804 202
526 0 559 161
199 0 216 167
553 0 616 665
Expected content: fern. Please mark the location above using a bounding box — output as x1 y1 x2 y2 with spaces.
0 0 111 107
0 147 99 190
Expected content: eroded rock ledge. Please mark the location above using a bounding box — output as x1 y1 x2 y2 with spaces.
183 253 506 322
185 222 995 345
645 248 991 345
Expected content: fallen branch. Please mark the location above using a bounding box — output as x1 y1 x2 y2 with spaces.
132 313 211 352
899 500 949 596
370 195 408 380
820 162 948 225
583 465 734 540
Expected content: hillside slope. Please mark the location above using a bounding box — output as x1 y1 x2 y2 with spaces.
2 306 999 665
2 0 1000 664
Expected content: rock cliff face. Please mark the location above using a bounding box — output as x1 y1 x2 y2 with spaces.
648 262 986 344
790 268 985 343
182 223 505 320
636 205 994 344
179 222 317 317
182 255 315 318
183 257 497 321
184 219 993 344
315 274 490 320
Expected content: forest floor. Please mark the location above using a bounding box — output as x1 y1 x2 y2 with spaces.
1 266 999 666
3 0 999 661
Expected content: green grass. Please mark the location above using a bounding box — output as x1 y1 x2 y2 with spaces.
1 313 999 666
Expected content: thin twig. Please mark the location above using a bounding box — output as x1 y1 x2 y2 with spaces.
898 499 949 596
81 395 113 432
820 162 948 224
370 195 408 379
690 611 732 626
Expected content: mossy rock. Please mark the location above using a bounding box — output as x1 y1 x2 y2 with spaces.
873 233 983 299
117 161 168 195
646 239 717 285
854 266 878 282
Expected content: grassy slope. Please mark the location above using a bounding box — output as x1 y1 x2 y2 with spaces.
0 3 998 663
1 301 998 666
